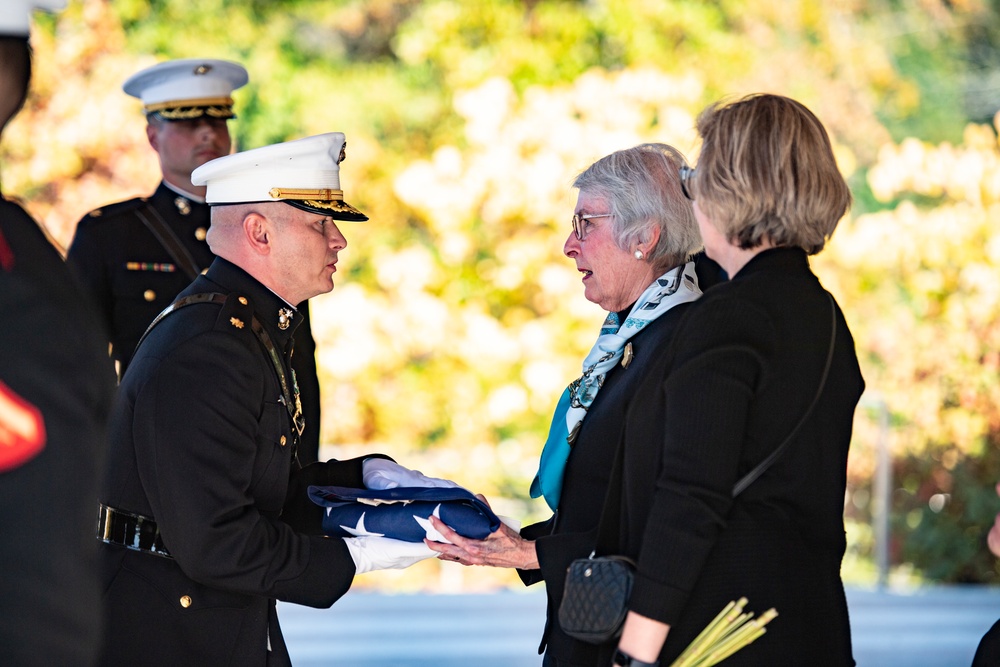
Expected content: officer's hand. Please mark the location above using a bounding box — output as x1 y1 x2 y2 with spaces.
343 535 437 573
361 458 461 491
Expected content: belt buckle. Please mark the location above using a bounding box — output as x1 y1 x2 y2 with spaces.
97 503 172 559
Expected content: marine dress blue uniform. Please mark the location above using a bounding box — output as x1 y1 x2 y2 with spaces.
97 257 365 667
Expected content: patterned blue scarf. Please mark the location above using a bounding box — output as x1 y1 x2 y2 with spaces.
530 261 703 511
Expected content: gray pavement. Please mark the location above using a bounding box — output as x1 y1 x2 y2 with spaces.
278 585 1000 666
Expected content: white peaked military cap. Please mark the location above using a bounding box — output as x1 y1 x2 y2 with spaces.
191 132 368 222
122 58 248 120
0 0 65 36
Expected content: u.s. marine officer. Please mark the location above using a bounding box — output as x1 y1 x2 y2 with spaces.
97 132 438 667
66 57 323 462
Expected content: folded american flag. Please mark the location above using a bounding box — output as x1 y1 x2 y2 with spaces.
308 485 502 543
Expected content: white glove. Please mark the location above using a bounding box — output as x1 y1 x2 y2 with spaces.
343 535 437 574
362 458 461 490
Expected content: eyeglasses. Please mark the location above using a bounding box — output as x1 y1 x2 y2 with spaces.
679 165 695 201
572 212 613 241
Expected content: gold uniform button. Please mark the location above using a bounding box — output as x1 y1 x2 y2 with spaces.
195 227 207 241
280 435 287 447
238 296 248 305
180 595 192 608
143 289 156 302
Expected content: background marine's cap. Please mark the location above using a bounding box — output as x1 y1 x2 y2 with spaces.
0 0 66 37
191 132 368 222
122 58 248 120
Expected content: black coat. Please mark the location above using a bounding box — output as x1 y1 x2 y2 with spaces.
98 257 370 667
0 198 116 666
518 255 724 666
519 290 703 665
67 183 322 462
615 248 863 666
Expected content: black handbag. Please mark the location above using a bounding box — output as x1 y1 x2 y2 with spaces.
557 294 837 645
558 553 636 643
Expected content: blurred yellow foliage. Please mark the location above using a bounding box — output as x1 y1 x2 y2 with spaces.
8 0 1000 585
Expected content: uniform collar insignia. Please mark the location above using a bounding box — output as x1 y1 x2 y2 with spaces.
174 196 192 215
278 308 294 330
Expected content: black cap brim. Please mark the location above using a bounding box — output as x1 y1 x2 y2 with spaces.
284 199 368 222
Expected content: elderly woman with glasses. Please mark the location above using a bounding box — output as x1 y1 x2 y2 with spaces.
598 94 863 667
428 143 716 666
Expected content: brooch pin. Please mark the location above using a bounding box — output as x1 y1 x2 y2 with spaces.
278 308 294 330
621 342 634 369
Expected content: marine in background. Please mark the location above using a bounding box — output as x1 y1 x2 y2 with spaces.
66 57 324 462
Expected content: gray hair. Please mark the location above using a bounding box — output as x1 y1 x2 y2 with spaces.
572 143 701 273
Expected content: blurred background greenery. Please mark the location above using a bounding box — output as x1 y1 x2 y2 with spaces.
6 0 1000 591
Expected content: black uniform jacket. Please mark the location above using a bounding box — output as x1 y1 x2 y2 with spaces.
0 198 115 666
67 182 323 461
616 248 864 666
98 257 366 667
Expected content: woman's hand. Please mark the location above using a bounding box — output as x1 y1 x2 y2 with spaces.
617 611 671 663
425 514 539 570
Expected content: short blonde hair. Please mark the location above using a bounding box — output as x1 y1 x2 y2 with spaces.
693 94 851 254
573 143 701 273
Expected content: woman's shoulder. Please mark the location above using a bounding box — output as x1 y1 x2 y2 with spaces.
686 279 773 326
632 297 699 347
668 282 781 366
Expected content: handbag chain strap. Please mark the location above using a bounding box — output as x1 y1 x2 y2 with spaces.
730 292 837 497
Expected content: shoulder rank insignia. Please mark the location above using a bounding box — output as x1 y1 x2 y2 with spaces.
230 317 244 329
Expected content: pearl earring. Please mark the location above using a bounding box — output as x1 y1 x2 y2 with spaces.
634 250 644 260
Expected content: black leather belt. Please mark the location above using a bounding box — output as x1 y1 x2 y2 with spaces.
97 504 172 559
